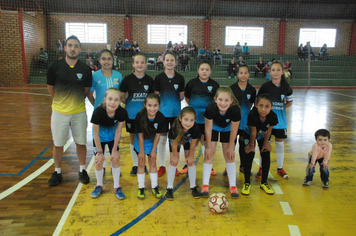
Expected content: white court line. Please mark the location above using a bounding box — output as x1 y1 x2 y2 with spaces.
0 138 73 201
280 201 293 215
330 111 356 121
327 91 356 99
271 184 283 194
253 158 274 178
288 225 302 236
52 154 95 236
0 91 50 96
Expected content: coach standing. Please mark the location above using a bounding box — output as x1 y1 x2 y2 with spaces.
47 35 92 186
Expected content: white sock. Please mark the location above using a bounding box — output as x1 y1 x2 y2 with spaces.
202 163 212 186
226 162 236 187
112 166 121 188
95 169 104 186
80 165 86 172
157 136 167 167
55 168 61 174
276 141 284 169
103 159 106 168
201 145 205 158
188 165 197 188
137 173 145 189
150 173 158 188
130 144 138 166
167 164 176 189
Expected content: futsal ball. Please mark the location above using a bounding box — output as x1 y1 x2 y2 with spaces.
208 192 228 213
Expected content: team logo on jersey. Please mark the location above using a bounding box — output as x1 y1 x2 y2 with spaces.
77 73 83 80
281 95 285 101
226 119 230 123
244 139 249 145
144 85 149 91
114 120 118 123
187 134 191 137
207 86 213 92
114 79 120 84
154 123 158 130
174 84 178 90
247 94 251 100
266 124 270 128
127 123 131 129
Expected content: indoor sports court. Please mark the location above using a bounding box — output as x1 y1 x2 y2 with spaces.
1 1 356 236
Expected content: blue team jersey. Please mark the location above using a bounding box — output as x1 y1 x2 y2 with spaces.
204 102 241 132
120 73 154 120
185 77 220 124
230 83 256 132
153 72 185 118
257 81 293 130
245 108 278 140
90 70 123 109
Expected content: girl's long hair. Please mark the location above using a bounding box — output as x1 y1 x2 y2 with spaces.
171 107 196 145
138 93 160 139
270 62 289 94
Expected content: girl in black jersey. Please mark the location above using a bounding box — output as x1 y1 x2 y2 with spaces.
165 107 201 200
134 94 167 200
90 88 128 200
242 93 278 195
203 87 241 199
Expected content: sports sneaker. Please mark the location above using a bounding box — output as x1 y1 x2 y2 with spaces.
130 166 138 176
191 186 201 199
165 188 174 201
152 186 163 199
322 181 329 189
137 188 145 199
48 171 63 186
255 167 262 179
145 166 149 175
229 186 239 199
201 185 210 198
180 164 188 174
260 183 274 195
157 166 166 177
91 186 103 198
115 187 125 200
211 168 217 176
303 180 311 186
79 170 90 184
277 168 289 180
175 168 180 177
241 183 251 195
223 168 227 177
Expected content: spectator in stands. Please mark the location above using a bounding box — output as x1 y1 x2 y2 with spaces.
86 56 95 71
304 42 316 60
213 46 223 65
298 44 305 61
284 66 291 83
173 43 180 56
115 38 123 56
237 56 246 68
319 44 329 60
227 57 237 79
255 57 267 78
37 48 48 68
187 41 197 56
242 42 250 59
178 51 190 71
156 51 165 71
94 49 101 68
198 45 208 61
55 39 62 56
85 49 92 61
123 39 132 57
166 41 173 51
284 60 293 79
268 58 276 68
233 42 242 59
278 57 284 66
178 41 185 53
131 40 140 55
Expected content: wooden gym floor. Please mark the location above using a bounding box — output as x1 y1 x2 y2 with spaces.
0 87 355 236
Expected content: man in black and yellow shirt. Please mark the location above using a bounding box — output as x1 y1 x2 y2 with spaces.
47 35 92 186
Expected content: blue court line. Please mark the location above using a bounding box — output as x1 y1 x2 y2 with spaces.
111 147 202 236
0 144 130 176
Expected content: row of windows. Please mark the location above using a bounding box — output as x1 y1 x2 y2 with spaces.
65 22 337 48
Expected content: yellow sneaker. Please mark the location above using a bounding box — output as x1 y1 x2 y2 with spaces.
241 183 251 195
260 183 274 195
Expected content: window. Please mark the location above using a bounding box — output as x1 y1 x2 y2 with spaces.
299 28 336 47
65 22 107 44
147 24 188 45
225 26 264 46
